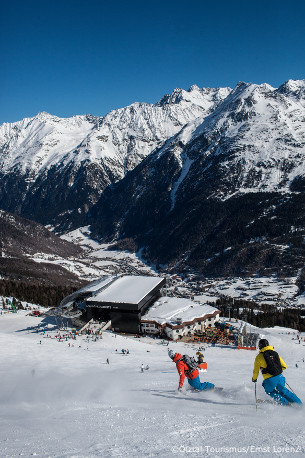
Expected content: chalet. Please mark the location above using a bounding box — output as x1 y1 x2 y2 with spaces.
141 297 220 340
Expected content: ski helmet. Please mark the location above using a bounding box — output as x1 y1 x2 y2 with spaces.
258 339 269 350
173 353 182 362
168 349 175 360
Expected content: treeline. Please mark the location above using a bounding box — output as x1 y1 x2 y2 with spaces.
0 280 79 307
108 237 138 253
214 297 305 332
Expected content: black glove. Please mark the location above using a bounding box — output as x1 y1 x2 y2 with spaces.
178 387 182 392
252 378 257 383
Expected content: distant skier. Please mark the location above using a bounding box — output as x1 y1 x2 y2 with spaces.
196 351 204 364
252 339 302 406
141 363 144 373
168 350 214 392
106 358 109 364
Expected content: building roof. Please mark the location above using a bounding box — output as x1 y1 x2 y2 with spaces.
141 297 220 327
59 276 116 309
86 275 165 305
79 277 115 293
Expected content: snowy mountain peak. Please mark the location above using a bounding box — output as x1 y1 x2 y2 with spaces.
188 84 200 92
88 79 305 277
151 77 305 205
156 85 231 109
277 79 305 105
157 88 187 106
231 81 251 93
0 84 231 176
229 81 274 100
0 84 232 228
36 111 54 119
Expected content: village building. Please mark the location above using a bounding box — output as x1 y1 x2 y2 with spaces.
141 297 220 340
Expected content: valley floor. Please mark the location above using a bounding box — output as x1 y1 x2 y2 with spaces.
0 310 304 457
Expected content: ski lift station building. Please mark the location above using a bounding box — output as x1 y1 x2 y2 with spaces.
60 275 166 334
59 275 220 338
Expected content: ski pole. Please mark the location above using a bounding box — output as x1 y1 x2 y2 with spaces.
285 381 297 396
255 382 257 411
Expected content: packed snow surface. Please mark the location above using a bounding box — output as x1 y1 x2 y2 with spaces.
0 307 304 457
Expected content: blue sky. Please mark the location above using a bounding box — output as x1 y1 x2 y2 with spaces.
1 0 304 124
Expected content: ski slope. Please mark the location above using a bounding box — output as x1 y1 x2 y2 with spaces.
0 309 304 457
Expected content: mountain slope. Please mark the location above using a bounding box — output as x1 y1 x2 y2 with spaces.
0 86 230 230
89 79 305 277
1 313 304 457
0 210 83 286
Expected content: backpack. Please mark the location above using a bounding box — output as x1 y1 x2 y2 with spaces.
181 355 198 374
262 350 283 376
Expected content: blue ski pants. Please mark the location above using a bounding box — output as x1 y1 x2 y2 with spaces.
263 374 302 405
187 375 214 391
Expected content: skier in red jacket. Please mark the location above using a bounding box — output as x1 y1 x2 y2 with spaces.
169 350 214 392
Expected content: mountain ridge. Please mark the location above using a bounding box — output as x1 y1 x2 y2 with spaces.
2 79 305 277
88 79 305 277
0 85 231 230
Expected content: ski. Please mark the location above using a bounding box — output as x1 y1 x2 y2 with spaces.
256 398 277 405
213 387 224 393
256 398 302 408
188 386 224 394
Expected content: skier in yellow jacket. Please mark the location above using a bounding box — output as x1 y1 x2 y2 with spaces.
252 339 302 405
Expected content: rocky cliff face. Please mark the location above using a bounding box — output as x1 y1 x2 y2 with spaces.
89 79 305 277
0 86 230 230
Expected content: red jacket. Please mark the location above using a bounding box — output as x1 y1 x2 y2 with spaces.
173 353 199 388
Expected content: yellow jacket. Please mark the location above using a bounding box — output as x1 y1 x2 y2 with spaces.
252 345 287 380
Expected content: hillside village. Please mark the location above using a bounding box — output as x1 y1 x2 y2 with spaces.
2 225 305 333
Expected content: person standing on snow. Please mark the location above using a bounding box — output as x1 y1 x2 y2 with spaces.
252 339 302 406
196 351 204 364
168 350 214 392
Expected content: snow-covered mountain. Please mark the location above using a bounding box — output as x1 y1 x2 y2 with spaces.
0 86 230 230
147 79 305 200
2 78 305 277
89 79 305 277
